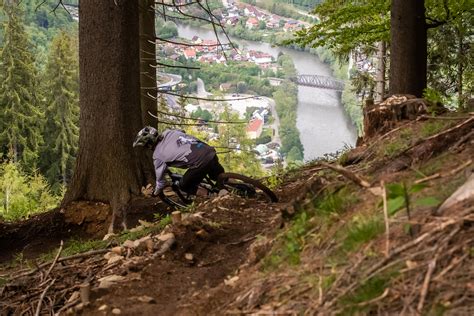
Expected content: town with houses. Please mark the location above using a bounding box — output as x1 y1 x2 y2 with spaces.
158 29 285 167
154 2 309 167
162 0 306 69
219 0 306 32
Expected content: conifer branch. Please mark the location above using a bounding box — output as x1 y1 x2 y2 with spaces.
146 91 258 102
148 110 246 125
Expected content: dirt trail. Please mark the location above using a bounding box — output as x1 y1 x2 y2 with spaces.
1 187 293 315
82 198 283 315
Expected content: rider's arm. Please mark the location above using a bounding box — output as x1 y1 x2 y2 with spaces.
153 158 168 194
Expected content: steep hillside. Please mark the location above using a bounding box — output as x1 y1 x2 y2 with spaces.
1 111 473 315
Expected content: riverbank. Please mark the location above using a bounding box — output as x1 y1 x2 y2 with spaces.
176 24 357 160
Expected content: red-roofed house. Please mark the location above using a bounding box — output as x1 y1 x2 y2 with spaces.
246 118 263 139
283 20 302 32
247 50 272 64
246 17 259 29
266 16 281 29
183 48 196 60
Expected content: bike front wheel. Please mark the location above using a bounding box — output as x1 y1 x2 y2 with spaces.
217 172 278 203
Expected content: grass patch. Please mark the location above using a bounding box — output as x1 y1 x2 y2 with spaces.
314 186 358 217
377 127 414 158
40 215 172 262
420 120 448 138
342 215 384 252
262 186 358 270
116 215 171 244
322 274 336 290
399 127 413 140
382 138 409 157
261 127 273 138
62 239 109 258
428 303 449 316
262 208 311 269
417 152 451 177
0 252 34 270
339 276 389 314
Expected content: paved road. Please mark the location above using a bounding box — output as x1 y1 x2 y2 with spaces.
196 78 212 98
157 72 182 89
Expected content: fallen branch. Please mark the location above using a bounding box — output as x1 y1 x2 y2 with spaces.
227 236 257 246
422 116 473 142
34 278 55 316
433 252 469 282
325 218 464 310
319 162 371 188
364 222 462 282
417 257 437 313
199 258 225 267
53 298 80 316
451 130 474 151
415 159 472 184
356 288 390 307
381 181 390 257
43 240 63 282
419 114 473 120
318 264 323 306
11 249 110 281
322 243 373 307
414 173 441 184
403 116 474 154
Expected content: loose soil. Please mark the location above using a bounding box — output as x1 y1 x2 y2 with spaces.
83 198 284 315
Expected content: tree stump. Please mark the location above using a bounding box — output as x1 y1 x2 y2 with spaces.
363 94 438 139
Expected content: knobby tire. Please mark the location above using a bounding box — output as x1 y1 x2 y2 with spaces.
217 172 278 202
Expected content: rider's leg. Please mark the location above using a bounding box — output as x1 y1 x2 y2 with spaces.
180 166 207 195
207 155 225 182
181 154 224 195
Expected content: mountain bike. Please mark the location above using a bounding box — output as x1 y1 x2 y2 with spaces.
158 170 278 208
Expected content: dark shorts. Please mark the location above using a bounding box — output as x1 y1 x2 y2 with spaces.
179 155 225 195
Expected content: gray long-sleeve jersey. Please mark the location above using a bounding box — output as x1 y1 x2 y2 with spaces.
153 129 216 191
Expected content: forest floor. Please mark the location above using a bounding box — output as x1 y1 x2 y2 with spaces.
1 112 473 315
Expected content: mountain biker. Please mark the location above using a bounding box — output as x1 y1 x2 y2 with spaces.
133 126 225 197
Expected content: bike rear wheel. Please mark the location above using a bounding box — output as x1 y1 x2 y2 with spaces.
217 172 278 203
159 181 213 208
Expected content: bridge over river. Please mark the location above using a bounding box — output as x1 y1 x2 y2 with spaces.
290 74 345 91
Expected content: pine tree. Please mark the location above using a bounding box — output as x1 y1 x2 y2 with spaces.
0 2 43 168
40 31 79 189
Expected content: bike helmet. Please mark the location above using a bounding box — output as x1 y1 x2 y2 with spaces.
133 126 159 148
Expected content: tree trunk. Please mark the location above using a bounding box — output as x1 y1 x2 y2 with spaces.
456 27 464 109
138 0 157 184
375 41 386 102
63 0 143 230
139 0 157 126
389 0 427 97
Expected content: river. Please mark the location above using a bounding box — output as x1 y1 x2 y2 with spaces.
177 24 357 160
